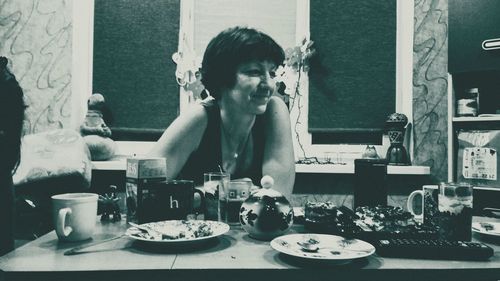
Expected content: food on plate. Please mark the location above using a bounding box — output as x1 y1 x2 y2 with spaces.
354 205 414 232
305 202 361 236
305 201 338 223
129 220 214 241
304 202 437 238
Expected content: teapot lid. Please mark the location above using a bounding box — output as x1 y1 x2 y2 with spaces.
251 175 283 198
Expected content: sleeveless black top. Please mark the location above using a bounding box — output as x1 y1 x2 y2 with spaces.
177 104 265 186
0 171 14 255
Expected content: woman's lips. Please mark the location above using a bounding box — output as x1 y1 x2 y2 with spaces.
251 94 270 104
252 91 271 99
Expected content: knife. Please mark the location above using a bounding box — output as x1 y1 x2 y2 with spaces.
64 234 126 256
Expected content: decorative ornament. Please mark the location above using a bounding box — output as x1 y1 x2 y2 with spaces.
80 93 116 161
99 185 121 222
362 145 380 159
385 113 411 166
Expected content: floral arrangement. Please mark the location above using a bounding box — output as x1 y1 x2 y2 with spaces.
172 51 205 100
275 38 315 110
276 38 315 161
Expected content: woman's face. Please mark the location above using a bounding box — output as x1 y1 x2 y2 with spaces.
222 60 278 115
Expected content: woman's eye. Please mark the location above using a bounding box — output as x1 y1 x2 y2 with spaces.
244 69 262 76
269 71 277 79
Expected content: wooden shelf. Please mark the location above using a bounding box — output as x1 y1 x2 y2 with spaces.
295 164 430 175
453 116 500 122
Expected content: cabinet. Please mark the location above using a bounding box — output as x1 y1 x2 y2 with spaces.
449 0 500 73
448 0 500 189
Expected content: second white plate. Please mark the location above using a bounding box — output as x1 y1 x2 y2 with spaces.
472 222 500 237
271 233 375 262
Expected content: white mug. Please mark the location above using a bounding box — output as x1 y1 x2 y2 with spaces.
51 193 98 242
407 185 439 223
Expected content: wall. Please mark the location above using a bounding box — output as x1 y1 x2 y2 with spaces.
412 0 448 183
0 0 73 134
1 0 449 207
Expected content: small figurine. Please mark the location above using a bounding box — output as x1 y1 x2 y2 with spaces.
80 93 116 161
99 185 121 222
362 145 380 159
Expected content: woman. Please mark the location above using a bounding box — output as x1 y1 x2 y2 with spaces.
149 26 295 197
0 57 26 256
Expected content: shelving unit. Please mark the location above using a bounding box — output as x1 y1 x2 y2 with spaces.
447 73 500 185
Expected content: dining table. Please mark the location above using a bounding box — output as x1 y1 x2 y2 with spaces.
1 216 500 281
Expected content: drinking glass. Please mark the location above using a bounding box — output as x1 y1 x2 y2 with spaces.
203 172 230 221
437 182 473 241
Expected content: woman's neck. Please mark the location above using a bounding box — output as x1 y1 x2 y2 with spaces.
219 100 255 174
219 101 255 139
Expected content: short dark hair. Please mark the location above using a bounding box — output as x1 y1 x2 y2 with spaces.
0 57 26 173
201 26 285 100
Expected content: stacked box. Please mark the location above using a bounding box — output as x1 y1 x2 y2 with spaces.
457 130 500 188
125 157 167 223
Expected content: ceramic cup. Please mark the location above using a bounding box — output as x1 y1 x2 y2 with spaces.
136 180 204 223
407 185 439 224
51 193 99 242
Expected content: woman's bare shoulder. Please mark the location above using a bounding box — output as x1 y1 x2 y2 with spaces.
176 102 209 130
266 96 289 118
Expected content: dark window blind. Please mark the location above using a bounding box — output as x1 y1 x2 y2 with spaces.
308 0 396 138
93 0 180 140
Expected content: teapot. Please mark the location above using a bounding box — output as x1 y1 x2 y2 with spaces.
239 175 294 240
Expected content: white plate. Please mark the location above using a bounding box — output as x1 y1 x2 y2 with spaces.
125 220 230 243
270 233 375 262
472 222 500 237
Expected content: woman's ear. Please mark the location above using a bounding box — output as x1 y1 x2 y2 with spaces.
0 56 8 68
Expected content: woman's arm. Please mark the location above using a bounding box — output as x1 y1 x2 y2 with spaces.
147 104 208 180
262 96 295 198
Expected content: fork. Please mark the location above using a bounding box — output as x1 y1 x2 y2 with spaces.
64 234 126 255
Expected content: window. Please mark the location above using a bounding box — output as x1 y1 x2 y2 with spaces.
288 0 414 163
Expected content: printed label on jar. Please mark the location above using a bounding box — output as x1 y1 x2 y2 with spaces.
462 147 497 180
457 99 478 116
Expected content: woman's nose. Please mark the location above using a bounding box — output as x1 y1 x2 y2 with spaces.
260 73 275 90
